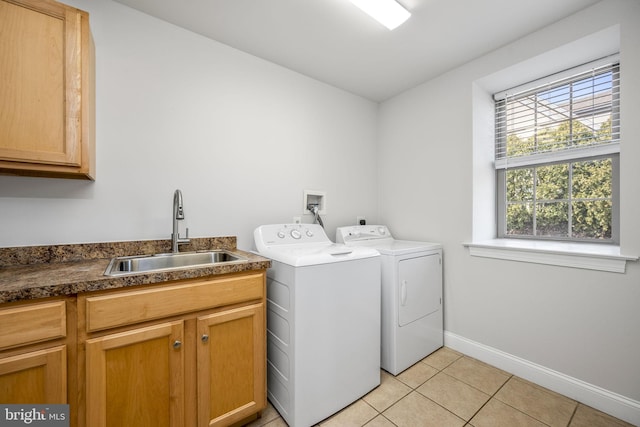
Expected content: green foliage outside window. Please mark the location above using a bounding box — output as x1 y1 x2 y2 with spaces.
505 119 613 239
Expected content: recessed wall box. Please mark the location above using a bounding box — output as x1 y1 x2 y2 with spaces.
303 190 326 215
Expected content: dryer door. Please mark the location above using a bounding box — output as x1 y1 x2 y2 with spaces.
398 253 441 327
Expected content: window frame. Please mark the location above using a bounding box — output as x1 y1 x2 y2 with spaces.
494 60 620 244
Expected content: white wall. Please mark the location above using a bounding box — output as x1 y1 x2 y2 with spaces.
0 0 379 250
378 0 640 420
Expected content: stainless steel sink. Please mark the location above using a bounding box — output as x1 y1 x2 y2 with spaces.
104 250 247 276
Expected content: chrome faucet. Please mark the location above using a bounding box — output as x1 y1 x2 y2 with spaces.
171 189 190 253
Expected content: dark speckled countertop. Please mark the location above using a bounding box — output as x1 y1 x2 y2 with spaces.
0 237 271 304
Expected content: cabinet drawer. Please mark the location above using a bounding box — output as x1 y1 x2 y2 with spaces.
0 301 66 349
85 273 265 332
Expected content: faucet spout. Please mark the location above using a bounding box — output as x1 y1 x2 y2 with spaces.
174 190 184 220
171 189 190 253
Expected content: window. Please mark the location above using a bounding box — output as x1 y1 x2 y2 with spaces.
494 58 620 243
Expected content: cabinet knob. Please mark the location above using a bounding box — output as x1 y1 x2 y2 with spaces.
201 334 209 343
172 340 182 349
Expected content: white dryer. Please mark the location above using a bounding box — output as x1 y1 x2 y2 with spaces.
254 224 381 427
336 225 443 375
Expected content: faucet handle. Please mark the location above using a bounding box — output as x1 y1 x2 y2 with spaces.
177 227 190 245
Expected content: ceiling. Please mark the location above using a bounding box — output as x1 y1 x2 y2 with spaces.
113 0 601 102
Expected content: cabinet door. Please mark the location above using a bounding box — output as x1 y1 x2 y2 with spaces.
0 346 67 403
197 303 265 427
85 321 184 427
0 0 78 165
0 0 95 179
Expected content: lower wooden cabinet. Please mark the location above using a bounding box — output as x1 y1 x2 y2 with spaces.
79 271 267 427
0 345 67 404
197 303 265 427
0 299 71 407
85 321 185 427
0 271 266 427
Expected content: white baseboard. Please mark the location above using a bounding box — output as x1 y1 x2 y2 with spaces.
444 331 640 426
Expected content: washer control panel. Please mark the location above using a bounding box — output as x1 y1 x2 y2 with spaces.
335 225 393 244
255 223 330 250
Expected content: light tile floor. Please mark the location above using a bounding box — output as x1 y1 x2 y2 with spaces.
246 347 634 427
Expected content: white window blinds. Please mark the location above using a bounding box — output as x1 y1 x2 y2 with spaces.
494 56 620 170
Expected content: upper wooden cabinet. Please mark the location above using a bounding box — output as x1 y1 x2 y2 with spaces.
0 0 95 180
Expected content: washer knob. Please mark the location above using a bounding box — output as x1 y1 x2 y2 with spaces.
306 229 314 237
378 227 386 235
277 231 286 239
290 229 302 239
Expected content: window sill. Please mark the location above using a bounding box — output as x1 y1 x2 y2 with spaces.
463 239 638 273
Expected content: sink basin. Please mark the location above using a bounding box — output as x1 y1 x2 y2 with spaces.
104 250 247 276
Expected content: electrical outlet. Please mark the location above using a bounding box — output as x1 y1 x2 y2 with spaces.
357 216 366 225
293 216 301 224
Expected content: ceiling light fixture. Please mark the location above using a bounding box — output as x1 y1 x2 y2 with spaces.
349 0 411 30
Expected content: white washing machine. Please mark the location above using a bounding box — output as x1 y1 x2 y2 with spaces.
254 224 381 427
336 225 443 375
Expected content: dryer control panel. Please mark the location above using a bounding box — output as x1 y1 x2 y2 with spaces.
254 223 330 250
336 225 393 244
